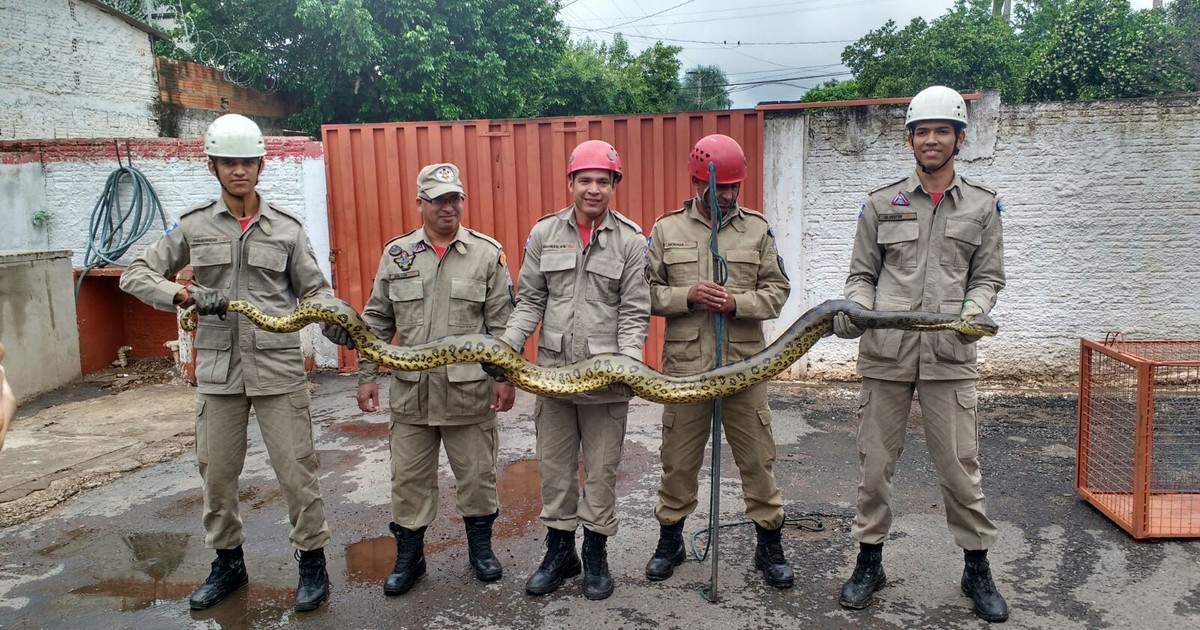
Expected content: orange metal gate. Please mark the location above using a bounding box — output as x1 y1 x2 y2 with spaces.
322 110 763 370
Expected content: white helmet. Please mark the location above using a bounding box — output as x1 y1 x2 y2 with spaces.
204 114 266 158
905 86 968 129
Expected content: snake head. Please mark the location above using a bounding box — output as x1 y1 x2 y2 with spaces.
957 313 999 337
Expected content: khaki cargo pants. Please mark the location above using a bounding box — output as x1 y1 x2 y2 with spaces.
196 389 330 551
851 377 998 550
654 382 785 529
534 396 628 536
389 418 499 529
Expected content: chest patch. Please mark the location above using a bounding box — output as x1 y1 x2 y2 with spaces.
664 241 697 249
891 191 910 206
878 212 917 222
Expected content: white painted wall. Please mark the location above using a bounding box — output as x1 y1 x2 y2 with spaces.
0 250 82 400
0 141 338 367
0 0 159 140
0 163 50 251
764 91 1200 382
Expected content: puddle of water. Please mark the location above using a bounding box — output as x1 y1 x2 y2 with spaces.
495 459 542 539
334 421 389 440
344 534 463 586
72 577 295 624
123 532 190 581
36 526 93 557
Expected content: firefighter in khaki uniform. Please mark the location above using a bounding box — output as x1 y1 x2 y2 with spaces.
498 140 650 601
642 134 794 589
345 163 516 597
832 86 1008 622
120 114 347 613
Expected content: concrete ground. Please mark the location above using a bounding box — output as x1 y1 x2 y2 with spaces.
0 369 1197 629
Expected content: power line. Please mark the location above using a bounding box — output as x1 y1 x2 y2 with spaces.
605 0 697 29
583 32 855 46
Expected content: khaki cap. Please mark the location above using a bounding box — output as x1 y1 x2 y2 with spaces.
417 163 466 200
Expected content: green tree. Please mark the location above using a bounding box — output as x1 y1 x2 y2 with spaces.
843 0 1025 99
538 35 683 116
1165 0 1200 91
674 65 732 111
165 0 569 133
800 79 861 102
1025 0 1191 101
97 0 147 18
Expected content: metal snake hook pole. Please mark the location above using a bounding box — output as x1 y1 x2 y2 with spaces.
701 160 727 604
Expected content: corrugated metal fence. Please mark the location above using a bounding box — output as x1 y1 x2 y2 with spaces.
322 110 763 370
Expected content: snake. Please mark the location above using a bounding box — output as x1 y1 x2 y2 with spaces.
181 296 997 405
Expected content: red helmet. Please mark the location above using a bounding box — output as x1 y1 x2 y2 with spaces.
568 140 622 182
688 134 746 184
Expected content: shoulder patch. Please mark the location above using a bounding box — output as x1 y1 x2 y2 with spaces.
465 228 503 251
959 176 997 196
180 200 217 217
868 176 908 196
611 210 643 234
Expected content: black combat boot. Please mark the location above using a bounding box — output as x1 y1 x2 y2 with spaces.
524 528 581 595
839 542 886 609
384 523 427 596
645 518 687 581
463 511 503 582
189 546 249 610
753 523 795 588
581 528 614 600
294 548 330 612
962 549 1009 622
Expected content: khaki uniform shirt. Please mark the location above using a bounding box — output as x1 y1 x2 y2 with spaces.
646 199 791 376
845 171 1006 381
359 226 514 425
501 206 651 404
120 197 332 395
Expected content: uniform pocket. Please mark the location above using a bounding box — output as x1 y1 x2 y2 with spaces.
877 221 919 269
663 247 699 287
727 321 763 362
585 256 623 303
288 389 315 460
194 324 233 385
954 387 979 459
540 251 577 296
195 399 209 464
447 363 491 417
253 329 303 385
388 277 425 327
942 218 982 269
725 249 760 290
389 369 421 416
191 243 233 283
246 245 290 292
662 322 702 376
449 279 486 328
855 387 871 455
934 302 975 364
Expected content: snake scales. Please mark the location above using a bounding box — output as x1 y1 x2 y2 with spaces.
181 296 997 404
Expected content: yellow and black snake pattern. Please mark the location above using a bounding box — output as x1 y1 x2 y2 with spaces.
181 296 997 405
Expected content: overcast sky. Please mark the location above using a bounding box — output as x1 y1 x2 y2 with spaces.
558 0 1163 108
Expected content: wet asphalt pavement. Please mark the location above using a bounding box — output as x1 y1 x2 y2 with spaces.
0 372 1197 629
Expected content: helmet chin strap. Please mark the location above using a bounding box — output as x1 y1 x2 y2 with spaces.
917 145 959 175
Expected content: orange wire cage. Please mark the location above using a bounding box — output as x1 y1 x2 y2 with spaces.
1077 337 1200 539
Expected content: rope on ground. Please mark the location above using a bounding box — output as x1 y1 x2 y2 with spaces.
689 514 826 562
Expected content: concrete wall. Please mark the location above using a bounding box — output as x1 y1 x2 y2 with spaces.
0 0 159 140
0 138 337 371
763 91 1200 383
0 251 82 401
